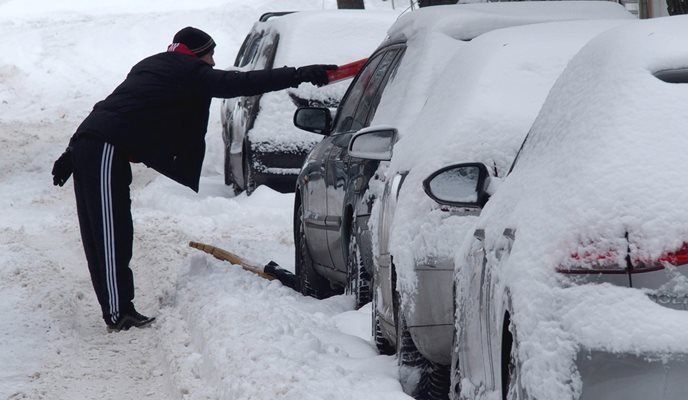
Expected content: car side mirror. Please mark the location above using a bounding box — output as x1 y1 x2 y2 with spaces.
423 163 490 208
293 107 332 135
348 126 397 161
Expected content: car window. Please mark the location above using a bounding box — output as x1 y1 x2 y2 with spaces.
234 34 252 67
255 33 278 70
237 31 264 68
353 49 402 129
363 48 405 126
333 46 405 134
332 52 386 134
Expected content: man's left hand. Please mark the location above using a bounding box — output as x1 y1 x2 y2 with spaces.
295 64 337 87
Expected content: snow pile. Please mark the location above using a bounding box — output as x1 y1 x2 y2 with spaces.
158 255 403 399
469 15 688 399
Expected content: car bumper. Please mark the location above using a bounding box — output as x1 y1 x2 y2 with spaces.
252 149 309 192
407 261 454 365
576 350 688 400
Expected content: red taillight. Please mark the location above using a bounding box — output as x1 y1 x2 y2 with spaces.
557 248 626 274
656 242 688 266
326 58 368 84
557 242 688 274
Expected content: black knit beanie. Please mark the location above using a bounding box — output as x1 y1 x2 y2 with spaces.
173 27 216 57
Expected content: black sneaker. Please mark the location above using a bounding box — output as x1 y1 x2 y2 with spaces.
106 310 155 333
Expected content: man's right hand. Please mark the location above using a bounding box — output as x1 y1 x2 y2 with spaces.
295 64 337 87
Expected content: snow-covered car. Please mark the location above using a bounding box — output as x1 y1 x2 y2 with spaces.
292 2 632 398
291 5 461 306
220 10 397 195
362 12 632 400
450 15 688 400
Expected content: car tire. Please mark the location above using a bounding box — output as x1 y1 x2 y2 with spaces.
396 295 451 400
345 220 371 309
243 145 257 196
372 282 395 355
295 202 333 299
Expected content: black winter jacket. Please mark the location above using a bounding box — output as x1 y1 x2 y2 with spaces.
73 52 299 192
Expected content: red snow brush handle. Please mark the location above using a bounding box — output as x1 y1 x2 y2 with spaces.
326 58 369 84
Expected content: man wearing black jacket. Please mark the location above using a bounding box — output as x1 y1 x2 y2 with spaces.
52 27 334 332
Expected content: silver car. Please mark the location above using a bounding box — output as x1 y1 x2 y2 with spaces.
362 7 633 400
451 16 688 400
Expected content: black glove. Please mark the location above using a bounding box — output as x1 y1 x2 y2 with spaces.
295 64 337 87
52 147 73 187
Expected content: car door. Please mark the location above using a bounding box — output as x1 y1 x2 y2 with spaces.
460 230 489 393
377 172 407 332
301 52 387 269
324 46 404 273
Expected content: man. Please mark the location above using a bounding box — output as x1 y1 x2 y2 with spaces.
51 27 335 332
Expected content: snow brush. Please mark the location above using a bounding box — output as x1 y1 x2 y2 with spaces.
326 58 368 85
189 241 296 290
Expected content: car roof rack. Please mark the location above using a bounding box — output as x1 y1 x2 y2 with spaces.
259 11 296 22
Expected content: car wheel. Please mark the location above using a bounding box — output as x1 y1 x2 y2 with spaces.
345 220 371 309
502 313 525 400
243 146 257 196
295 202 333 299
372 279 394 355
396 295 451 400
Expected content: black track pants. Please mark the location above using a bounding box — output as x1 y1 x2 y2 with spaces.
71 136 135 325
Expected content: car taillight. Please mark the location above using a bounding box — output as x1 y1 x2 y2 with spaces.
557 248 626 274
656 242 688 266
557 242 688 274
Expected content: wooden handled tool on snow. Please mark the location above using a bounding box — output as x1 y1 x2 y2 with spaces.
188 241 276 280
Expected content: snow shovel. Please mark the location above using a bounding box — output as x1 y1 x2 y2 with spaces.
326 58 368 84
188 241 297 290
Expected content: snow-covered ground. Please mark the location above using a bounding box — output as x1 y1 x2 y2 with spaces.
0 1 412 399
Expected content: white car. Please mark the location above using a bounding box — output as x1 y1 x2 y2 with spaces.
450 15 688 400
220 10 397 195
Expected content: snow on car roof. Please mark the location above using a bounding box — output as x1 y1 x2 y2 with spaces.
259 10 400 66
391 19 630 178
387 0 634 42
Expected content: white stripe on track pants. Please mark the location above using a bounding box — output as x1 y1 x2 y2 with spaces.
71 136 135 325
